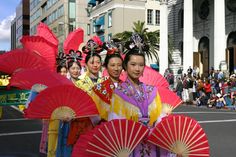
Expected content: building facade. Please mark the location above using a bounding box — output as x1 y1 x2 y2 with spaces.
11 0 30 49
30 0 89 52
168 0 236 76
86 0 146 42
145 0 160 32
11 18 17 50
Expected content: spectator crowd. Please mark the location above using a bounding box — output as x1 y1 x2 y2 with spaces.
166 66 236 110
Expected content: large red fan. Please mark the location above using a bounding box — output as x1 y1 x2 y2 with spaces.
24 85 99 120
63 28 84 54
20 35 57 71
158 87 183 114
72 119 149 157
102 66 169 88
0 48 49 74
140 66 169 88
9 69 73 90
148 115 210 157
36 22 59 47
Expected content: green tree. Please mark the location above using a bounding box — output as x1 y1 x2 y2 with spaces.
113 20 173 63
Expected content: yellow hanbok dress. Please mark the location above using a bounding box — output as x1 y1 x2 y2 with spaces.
66 73 103 145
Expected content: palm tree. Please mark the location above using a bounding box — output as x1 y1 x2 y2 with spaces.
113 20 173 63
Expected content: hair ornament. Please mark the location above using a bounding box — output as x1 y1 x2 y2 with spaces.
125 33 149 54
56 52 67 66
82 36 103 55
103 41 120 55
66 49 83 62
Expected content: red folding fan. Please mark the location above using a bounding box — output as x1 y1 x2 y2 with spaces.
72 119 149 157
63 28 84 54
24 84 99 120
0 48 49 74
148 115 210 157
140 66 169 88
20 35 57 71
158 87 183 114
9 69 73 90
36 22 59 47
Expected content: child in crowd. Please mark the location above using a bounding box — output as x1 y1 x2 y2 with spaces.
215 93 226 109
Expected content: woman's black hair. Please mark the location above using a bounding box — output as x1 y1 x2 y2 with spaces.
123 49 146 71
85 52 102 64
103 53 123 68
56 64 67 73
67 60 81 69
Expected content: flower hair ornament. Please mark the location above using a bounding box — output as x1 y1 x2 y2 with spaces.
56 52 67 66
124 33 149 54
103 40 122 55
66 49 83 62
82 36 103 55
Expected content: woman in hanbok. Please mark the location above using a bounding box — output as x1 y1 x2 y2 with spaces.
75 52 103 94
66 37 104 148
55 50 84 157
40 63 70 156
109 34 175 157
67 59 81 84
92 41 124 121
56 65 67 77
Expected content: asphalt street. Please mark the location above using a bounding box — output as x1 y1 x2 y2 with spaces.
0 107 42 157
0 105 236 157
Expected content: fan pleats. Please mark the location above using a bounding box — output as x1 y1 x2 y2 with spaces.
25 85 98 120
148 115 210 157
9 69 72 90
21 36 57 71
0 49 49 74
72 119 149 157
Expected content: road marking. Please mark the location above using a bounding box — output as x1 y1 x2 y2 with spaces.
0 131 42 137
173 111 236 114
198 119 236 124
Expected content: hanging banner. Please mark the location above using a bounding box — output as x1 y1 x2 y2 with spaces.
0 88 30 106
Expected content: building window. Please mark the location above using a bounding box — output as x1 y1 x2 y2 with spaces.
69 0 76 19
69 24 74 32
108 33 112 41
58 5 64 18
147 9 153 25
108 12 112 27
178 9 183 29
155 10 160 25
30 0 41 11
30 9 41 23
87 24 91 35
93 20 96 33
46 0 59 10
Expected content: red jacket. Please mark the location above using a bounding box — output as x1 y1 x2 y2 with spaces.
204 83 212 93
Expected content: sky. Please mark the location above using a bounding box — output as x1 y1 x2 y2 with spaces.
0 0 21 51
